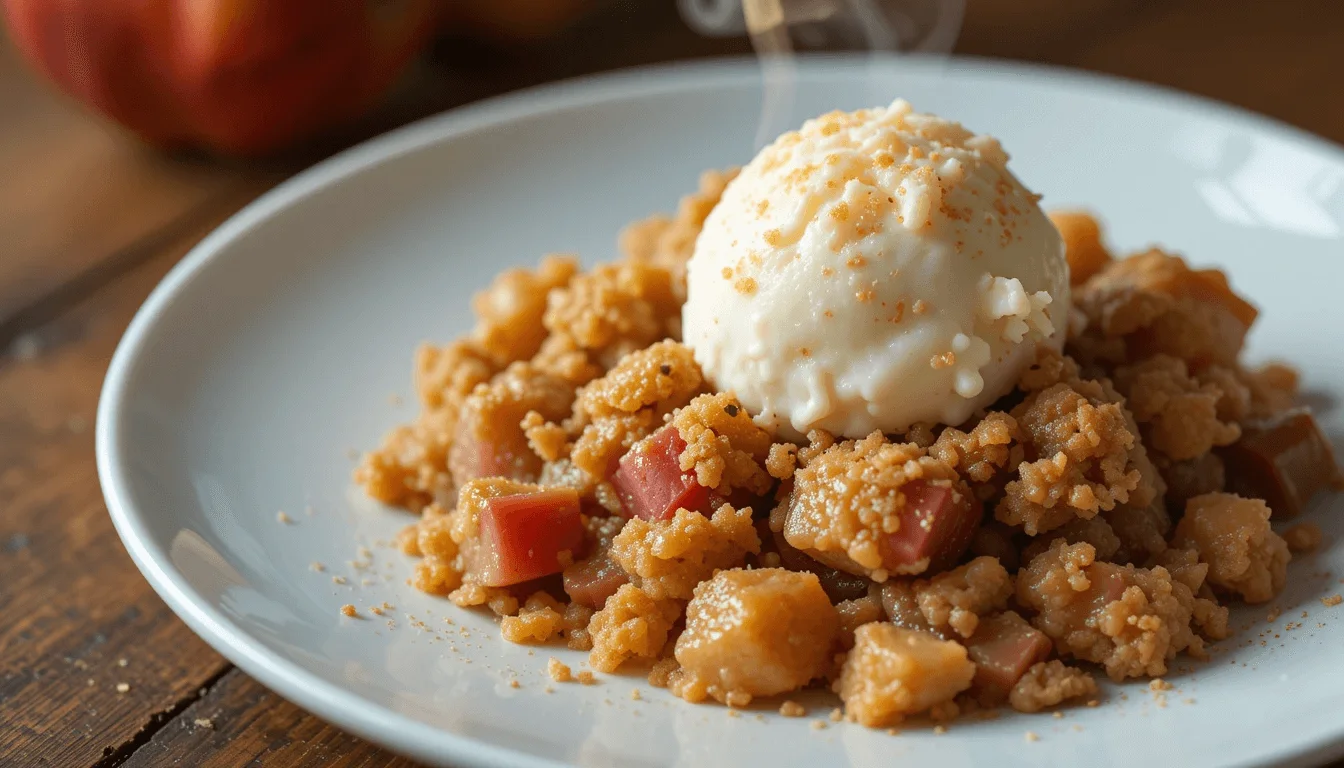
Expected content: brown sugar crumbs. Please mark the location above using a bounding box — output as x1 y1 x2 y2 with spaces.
351 175 1340 733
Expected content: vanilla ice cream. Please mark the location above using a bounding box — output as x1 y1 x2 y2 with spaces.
682 100 1068 439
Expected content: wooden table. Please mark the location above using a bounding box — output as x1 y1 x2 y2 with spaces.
3 2 1342 765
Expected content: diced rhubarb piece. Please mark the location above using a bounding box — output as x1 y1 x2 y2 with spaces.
471 488 585 587
452 433 537 484
611 426 710 521
771 529 872 602
563 551 630 609
883 481 981 572
964 611 1053 702
1220 409 1343 517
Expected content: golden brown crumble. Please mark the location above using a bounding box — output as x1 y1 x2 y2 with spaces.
1113 355 1241 461
547 657 573 683
587 584 681 673
838 623 975 727
500 592 566 644
912 556 1014 639
1008 660 1098 713
673 569 837 706
560 340 704 488
1016 539 1226 681
609 505 760 601
472 254 579 367
781 431 968 577
1072 249 1256 370
671 393 774 496
1172 493 1289 604
997 381 1141 535
930 412 1019 486
449 363 575 488
353 176 1336 732
543 260 681 370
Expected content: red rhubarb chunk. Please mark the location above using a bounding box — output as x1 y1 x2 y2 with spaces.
476 488 585 587
1221 409 1343 518
884 480 981 572
965 611 1053 702
563 551 630 609
611 426 710 521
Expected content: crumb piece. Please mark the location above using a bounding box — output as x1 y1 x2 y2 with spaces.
1173 494 1288 604
1086 699 1099 707
1322 595 1343 607
1052 711 1063 719
276 511 292 524
117 658 128 667
727 709 741 718
811 721 827 731
630 688 642 701
829 707 843 722
577 671 597 685
544 686 555 694
1025 731 1039 743
933 725 948 735
1010 661 1098 713
115 683 130 694
370 606 384 616
341 604 357 618
1267 606 1283 622
647 659 678 688
674 568 837 705
332 576 347 585
548 659 575 683
194 717 214 729
310 562 326 572
780 701 806 717
839 623 974 727
1149 678 1173 691
509 679 520 689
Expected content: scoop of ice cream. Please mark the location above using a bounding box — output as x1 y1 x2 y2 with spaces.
683 100 1068 439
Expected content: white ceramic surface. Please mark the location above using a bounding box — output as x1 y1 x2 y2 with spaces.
97 56 1344 768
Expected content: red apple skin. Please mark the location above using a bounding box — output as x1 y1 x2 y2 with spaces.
1 0 440 155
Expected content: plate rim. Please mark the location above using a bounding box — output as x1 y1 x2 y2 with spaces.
95 53 1344 768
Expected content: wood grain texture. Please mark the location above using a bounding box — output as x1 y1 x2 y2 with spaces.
0 195 265 767
1 0 1343 766
119 669 423 768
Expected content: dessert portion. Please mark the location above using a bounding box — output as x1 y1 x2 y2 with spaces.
683 100 1068 439
355 101 1341 729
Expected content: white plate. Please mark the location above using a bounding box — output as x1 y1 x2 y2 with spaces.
97 56 1344 768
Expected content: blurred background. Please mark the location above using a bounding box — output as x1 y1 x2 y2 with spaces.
2 1 1343 766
